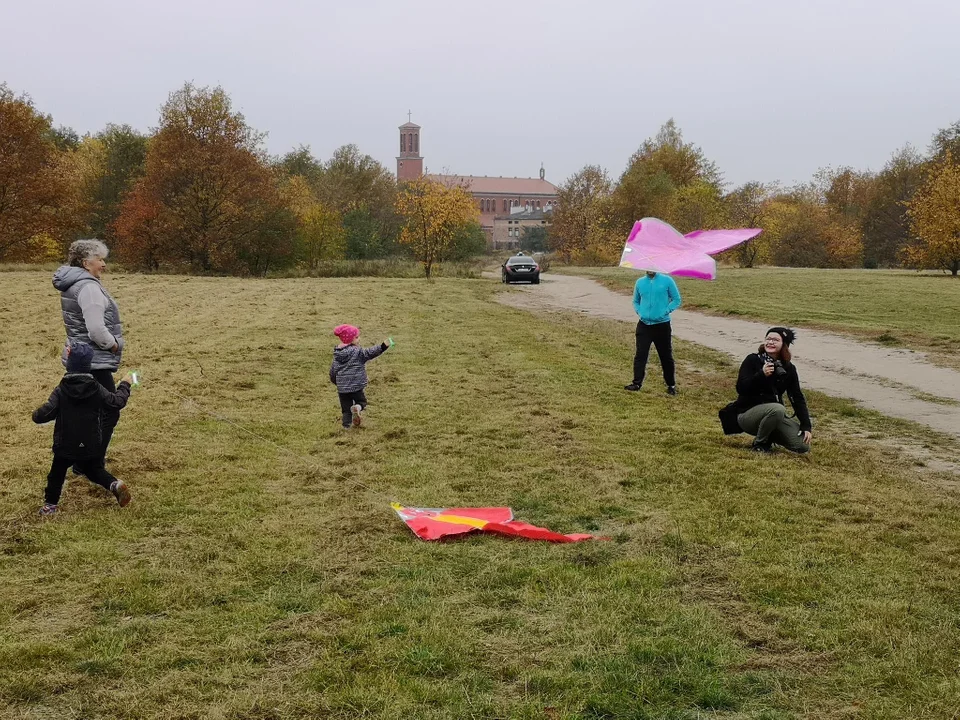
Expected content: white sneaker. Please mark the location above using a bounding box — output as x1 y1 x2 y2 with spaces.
350 404 362 428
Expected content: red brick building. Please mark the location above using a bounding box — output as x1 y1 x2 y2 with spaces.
396 117 558 241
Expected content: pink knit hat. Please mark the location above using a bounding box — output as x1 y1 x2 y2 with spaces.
334 324 359 344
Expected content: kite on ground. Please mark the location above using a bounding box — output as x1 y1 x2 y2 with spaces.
392 504 594 543
619 217 762 280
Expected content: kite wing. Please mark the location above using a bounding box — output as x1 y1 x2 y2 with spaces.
619 218 761 280
392 504 593 543
682 228 763 255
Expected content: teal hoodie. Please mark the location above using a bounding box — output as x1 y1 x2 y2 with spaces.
632 273 681 324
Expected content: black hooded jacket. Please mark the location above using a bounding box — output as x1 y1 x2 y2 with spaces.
732 353 812 432
32 373 131 458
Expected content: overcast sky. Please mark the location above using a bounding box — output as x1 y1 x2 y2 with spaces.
3 0 959 188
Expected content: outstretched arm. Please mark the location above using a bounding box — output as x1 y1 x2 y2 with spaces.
98 381 131 411
359 342 389 363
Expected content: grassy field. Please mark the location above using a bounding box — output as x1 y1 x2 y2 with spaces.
2 270 960 719
552 267 960 369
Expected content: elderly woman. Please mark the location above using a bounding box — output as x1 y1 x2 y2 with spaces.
52 240 126 471
723 326 812 454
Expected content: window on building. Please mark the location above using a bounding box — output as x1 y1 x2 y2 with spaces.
503 199 508 212
400 134 406 153
414 134 419 153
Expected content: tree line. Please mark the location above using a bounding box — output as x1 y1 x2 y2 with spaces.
3 80 958 275
549 119 960 275
0 82 482 275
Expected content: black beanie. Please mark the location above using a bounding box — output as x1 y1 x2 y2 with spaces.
766 327 796 347
66 343 94 372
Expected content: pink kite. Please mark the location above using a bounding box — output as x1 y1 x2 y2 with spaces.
619 217 762 280
392 504 594 543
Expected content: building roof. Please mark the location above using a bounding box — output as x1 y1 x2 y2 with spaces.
494 209 551 222
427 174 558 195
399 122 421 130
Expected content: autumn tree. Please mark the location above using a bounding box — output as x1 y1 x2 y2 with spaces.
114 83 295 274
396 178 479 277
905 153 960 275
550 165 616 263
0 84 76 261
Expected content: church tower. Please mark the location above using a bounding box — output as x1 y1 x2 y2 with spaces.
397 114 423 182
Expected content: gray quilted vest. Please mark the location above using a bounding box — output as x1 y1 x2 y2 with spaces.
53 266 124 371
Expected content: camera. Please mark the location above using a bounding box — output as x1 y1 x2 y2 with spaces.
762 353 787 377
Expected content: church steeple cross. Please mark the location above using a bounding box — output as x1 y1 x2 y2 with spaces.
407 110 412 123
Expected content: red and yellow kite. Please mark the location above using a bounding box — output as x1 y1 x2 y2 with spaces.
392 504 593 543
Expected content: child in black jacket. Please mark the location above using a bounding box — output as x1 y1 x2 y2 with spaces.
33 343 134 515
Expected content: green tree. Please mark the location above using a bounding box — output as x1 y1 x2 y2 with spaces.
520 225 549 252
344 206 394 259
47 125 80 151
610 119 723 236
276 145 325 190
861 146 925 268
447 220 487 260
91 124 149 239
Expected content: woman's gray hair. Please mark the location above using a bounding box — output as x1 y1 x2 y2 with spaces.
67 239 110 268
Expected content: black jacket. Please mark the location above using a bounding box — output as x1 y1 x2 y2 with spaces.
32 373 131 458
732 353 812 431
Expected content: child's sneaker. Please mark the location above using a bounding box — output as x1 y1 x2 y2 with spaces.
351 404 362 428
110 480 132 507
38 503 58 516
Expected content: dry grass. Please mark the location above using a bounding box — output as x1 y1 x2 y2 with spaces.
2 270 960 719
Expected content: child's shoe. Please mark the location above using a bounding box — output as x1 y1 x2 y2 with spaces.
38 503 58 516
110 480 132 507
351 404 363 428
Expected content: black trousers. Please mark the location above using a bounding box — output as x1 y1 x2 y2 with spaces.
46 454 117 505
73 369 120 476
338 390 368 427
633 320 676 387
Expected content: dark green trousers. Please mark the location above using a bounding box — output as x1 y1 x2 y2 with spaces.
737 403 809 453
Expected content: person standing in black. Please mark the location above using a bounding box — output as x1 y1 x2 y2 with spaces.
32 343 134 515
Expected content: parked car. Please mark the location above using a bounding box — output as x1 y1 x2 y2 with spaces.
501 253 541 284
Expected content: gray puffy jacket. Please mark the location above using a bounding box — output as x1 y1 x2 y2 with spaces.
53 266 124 372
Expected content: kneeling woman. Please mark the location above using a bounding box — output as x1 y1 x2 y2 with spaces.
730 327 812 453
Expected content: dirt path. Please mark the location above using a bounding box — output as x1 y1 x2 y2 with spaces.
495 273 960 442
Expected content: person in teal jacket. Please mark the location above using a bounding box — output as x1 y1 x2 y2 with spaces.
624 270 682 394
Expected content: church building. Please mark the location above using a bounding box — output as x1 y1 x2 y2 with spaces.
396 118 558 242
